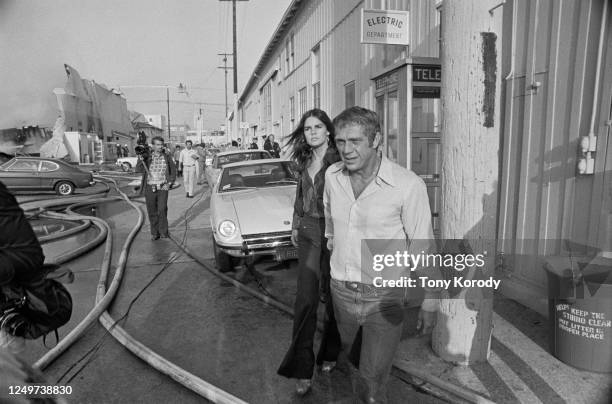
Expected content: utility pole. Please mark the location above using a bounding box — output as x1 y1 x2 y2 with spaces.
217 53 233 117
166 86 171 142
431 0 503 365
220 0 249 141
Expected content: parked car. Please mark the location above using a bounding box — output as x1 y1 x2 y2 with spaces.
205 149 271 189
0 157 94 195
210 159 299 272
116 156 138 172
205 148 221 167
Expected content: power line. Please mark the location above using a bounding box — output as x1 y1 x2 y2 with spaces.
126 100 227 106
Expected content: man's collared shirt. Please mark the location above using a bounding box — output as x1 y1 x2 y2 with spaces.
179 148 198 167
324 156 435 283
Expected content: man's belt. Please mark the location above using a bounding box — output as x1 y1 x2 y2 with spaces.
343 281 377 294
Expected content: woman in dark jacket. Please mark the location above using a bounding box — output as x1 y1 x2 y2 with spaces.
277 109 341 395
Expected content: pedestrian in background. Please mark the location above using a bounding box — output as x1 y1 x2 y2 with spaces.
179 140 199 198
173 145 182 177
196 143 206 185
277 109 341 396
248 137 259 150
324 107 440 402
264 134 281 158
136 136 176 240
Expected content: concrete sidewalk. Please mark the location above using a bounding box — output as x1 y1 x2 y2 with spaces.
396 297 612 404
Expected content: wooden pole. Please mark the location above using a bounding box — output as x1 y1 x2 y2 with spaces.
432 0 503 364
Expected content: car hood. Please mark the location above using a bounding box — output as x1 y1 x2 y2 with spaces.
217 186 296 235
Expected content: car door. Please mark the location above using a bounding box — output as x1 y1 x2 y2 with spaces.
0 159 41 190
39 160 61 190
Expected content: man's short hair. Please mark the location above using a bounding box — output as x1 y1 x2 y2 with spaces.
185 140 193 145
333 106 381 144
175 145 181 149
151 136 164 145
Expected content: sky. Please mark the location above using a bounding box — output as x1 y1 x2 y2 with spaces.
0 0 292 130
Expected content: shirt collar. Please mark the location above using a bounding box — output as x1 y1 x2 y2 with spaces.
329 154 396 187
375 156 395 186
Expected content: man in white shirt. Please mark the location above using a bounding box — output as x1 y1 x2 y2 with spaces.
324 107 441 403
179 140 199 198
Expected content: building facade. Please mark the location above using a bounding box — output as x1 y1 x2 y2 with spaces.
144 114 167 138
53 64 134 163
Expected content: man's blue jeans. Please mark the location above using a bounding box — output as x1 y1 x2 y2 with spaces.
331 279 405 403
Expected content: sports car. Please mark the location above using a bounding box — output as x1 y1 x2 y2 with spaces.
210 158 298 272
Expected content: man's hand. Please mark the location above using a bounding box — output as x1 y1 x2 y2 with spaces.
326 236 333 252
291 229 298 247
416 308 437 336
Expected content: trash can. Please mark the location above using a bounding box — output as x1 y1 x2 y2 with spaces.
545 256 612 373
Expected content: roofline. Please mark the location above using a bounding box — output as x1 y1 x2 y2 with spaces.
239 0 304 103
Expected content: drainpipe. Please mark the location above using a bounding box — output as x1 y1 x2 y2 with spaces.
578 0 608 175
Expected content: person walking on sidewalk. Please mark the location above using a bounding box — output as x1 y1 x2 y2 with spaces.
136 136 176 240
173 145 182 177
179 140 199 198
277 109 342 396
324 107 441 403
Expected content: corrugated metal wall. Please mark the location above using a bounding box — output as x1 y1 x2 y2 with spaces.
498 0 611 301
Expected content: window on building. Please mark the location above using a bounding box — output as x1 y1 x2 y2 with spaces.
312 45 321 109
313 83 321 109
261 82 272 122
290 34 295 71
345 81 356 108
285 33 295 73
435 1 442 58
299 87 307 117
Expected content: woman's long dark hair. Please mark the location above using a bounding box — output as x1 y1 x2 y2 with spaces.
283 109 335 172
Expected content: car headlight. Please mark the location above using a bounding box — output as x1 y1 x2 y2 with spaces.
218 220 236 237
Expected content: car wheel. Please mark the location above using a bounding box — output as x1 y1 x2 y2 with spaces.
212 235 234 272
55 181 74 196
121 162 132 172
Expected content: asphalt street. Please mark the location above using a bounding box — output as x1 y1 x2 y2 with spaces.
18 177 442 404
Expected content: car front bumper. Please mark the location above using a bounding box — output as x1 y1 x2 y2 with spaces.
216 231 297 260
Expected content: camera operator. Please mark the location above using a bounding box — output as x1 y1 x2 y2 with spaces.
136 136 177 240
0 181 45 355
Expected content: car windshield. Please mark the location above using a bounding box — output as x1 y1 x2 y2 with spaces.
216 152 269 168
218 161 298 192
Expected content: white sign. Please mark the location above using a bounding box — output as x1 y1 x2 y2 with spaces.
240 122 250 129
361 9 409 45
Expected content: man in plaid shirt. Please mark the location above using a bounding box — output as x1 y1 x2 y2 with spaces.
136 136 177 240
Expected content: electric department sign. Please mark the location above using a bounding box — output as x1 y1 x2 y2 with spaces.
361 9 409 45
